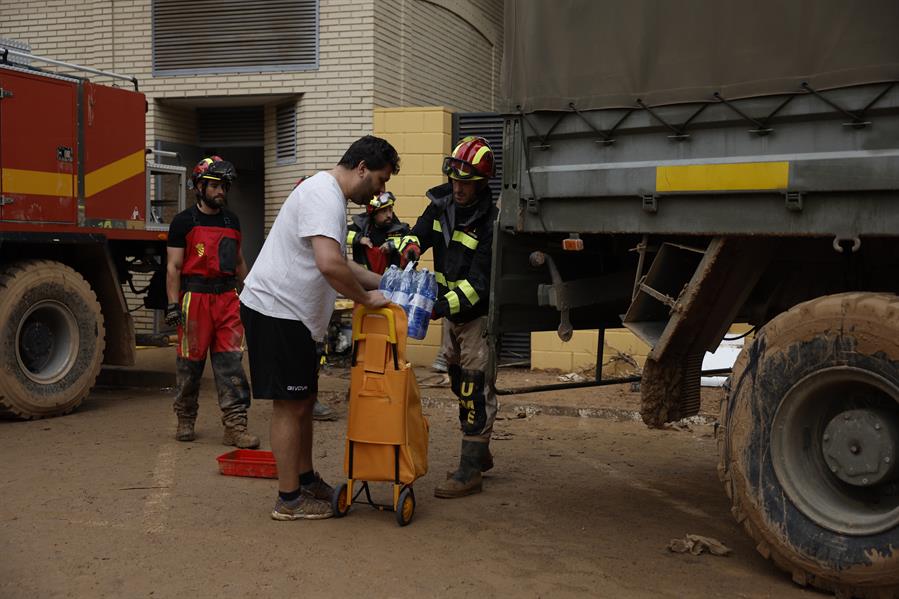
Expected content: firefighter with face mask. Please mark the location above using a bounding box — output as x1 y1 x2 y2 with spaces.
164 156 259 449
402 136 499 498
346 191 415 273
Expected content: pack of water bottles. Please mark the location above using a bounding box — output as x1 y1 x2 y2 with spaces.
378 263 437 340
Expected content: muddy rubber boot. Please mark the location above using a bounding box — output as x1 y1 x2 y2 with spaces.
446 443 493 479
435 440 486 498
223 421 260 449
175 417 195 442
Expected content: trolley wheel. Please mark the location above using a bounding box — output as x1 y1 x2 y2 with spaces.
395 486 415 527
332 482 350 518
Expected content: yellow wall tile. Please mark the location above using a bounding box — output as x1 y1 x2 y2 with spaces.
373 111 386 135
406 132 446 154
531 350 573 372
407 344 439 367
422 154 446 175
605 330 651 357
400 154 423 175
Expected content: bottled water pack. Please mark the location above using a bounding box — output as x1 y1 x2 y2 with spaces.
378 263 437 340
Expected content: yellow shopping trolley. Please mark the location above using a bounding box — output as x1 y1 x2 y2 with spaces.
331 305 429 526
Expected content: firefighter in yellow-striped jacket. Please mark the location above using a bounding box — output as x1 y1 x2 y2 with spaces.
402 136 498 499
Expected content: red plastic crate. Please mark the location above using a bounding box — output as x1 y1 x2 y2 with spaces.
217 449 278 479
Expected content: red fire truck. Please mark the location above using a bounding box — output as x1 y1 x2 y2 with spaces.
0 47 184 418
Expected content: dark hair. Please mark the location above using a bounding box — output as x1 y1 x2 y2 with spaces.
338 135 400 175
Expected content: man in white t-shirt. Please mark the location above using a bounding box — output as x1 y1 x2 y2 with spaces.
240 135 396 520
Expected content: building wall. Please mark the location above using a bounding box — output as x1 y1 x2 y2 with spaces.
373 0 503 111
531 330 650 374
373 106 453 366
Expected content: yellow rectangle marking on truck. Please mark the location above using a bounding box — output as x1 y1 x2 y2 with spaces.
84 150 145 197
1 168 74 197
656 162 789 192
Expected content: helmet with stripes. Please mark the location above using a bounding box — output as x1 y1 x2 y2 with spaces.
367 191 397 215
191 156 237 191
442 136 495 181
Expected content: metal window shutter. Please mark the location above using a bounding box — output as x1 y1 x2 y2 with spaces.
276 103 297 164
197 107 264 147
454 112 529 366
152 0 319 75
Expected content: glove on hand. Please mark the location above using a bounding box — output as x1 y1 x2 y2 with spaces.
165 302 182 327
403 243 421 263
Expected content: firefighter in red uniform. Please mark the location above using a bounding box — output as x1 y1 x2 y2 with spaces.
165 157 259 448
346 191 415 273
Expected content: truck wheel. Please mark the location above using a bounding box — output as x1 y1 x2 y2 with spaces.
718 293 899 597
0 260 106 419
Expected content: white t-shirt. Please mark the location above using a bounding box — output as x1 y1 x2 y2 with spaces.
240 171 347 340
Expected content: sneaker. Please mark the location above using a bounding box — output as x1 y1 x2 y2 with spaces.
312 400 337 421
301 472 334 501
271 494 333 521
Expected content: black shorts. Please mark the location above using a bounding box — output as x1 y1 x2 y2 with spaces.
240 303 318 400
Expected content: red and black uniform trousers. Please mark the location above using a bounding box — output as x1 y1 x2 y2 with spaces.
173 217 250 427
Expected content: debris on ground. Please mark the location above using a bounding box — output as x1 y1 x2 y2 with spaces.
667 534 732 557
419 373 451 387
492 431 515 440
558 372 588 383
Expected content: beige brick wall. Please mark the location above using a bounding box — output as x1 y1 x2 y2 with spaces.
373 106 453 366
373 0 503 111
531 330 650 374
530 324 755 373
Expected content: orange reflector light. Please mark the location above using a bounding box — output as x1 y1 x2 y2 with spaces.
562 237 584 251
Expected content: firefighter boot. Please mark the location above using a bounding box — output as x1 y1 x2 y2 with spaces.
446 444 493 479
175 417 196 442
223 418 260 449
435 440 488 498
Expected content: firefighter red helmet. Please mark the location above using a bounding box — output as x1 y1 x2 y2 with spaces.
442 136 495 181
191 156 237 190
367 191 396 215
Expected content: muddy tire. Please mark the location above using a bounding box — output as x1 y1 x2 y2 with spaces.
0 260 105 419
718 292 899 597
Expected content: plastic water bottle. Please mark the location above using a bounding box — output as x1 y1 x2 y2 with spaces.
407 269 437 340
378 265 401 302
394 262 416 312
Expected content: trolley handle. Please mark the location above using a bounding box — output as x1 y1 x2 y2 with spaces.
351 306 401 370
352 307 398 344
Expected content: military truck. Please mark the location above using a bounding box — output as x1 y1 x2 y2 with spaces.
489 1 899 595
0 47 183 419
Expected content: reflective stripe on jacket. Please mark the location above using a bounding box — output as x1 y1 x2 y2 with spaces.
406 182 497 324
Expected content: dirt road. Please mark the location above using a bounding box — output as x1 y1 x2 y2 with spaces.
0 348 817 598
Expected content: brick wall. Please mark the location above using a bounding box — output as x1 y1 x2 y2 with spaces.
531 330 651 374
373 106 453 366
373 0 503 111
530 324 755 373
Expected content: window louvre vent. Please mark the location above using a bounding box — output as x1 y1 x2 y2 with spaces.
152 0 319 75
197 107 264 147
276 102 297 164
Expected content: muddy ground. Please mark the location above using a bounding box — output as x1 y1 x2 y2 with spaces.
0 347 820 598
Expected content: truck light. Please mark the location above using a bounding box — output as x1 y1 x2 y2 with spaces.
562 234 583 251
